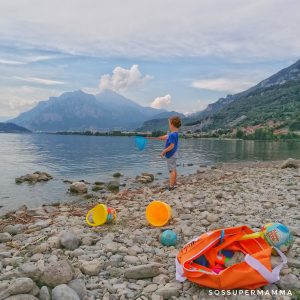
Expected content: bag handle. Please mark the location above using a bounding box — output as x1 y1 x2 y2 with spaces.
205 231 245 266
175 257 186 282
244 247 287 284
213 231 245 253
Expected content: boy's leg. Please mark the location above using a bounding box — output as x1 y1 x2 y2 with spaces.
169 169 177 187
167 155 177 188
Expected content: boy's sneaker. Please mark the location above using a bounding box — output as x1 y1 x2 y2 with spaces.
166 185 177 191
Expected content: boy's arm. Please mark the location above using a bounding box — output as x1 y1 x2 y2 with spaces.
147 135 167 141
157 135 168 141
160 143 174 157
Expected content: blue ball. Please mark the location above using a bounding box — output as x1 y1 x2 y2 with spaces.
160 230 177 246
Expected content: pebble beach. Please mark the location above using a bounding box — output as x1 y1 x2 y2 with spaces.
0 159 299 300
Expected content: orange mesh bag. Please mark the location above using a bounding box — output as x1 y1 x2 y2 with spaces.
176 226 287 290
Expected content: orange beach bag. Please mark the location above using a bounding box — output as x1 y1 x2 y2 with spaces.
176 226 287 290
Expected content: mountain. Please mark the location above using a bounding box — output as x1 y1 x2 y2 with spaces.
0 122 31 133
9 90 176 132
136 112 185 132
184 59 300 131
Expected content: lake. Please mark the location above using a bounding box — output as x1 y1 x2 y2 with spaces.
1 133 300 214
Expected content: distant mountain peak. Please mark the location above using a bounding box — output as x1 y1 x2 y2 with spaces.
257 59 300 89
9 89 180 132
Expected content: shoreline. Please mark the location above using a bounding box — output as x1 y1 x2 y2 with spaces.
1 158 298 216
0 160 299 299
2 132 300 142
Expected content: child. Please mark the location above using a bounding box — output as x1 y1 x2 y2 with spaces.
155 116 181 190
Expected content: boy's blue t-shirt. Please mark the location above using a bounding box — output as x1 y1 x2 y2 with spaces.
165 132 179 158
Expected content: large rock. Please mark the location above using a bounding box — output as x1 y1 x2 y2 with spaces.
80 260 103 276
0 277 37 299
3 224 25 235
19 263 41 280
143 284 158 293
124 263 162 279
136 173 154 184
15 172 53 184
142 173 154 180
0 232 12 243
48 236 61 249
68 279 87 299
106 181 120 193
124 255 140 265
91 185 104 192
280 158 299 169
113 172 122 178
39 286 51 300
59 231 80 250
156 286 180 299
52 284 80 300
8 277 35 295
69 182 88 194
41 260 74 287
206 214 218 223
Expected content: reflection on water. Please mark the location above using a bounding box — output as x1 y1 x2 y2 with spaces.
0 133 299 213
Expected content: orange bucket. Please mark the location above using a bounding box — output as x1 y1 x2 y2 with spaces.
146 200 172 227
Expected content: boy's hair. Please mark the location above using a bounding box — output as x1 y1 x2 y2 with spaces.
169 115 181 128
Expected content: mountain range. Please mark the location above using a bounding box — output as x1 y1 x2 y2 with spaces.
184 59 300 132
8 59 300 133
9 90 179 132
0 122 31 133
139 59 300 133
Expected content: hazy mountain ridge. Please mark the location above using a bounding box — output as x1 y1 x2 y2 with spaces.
0 122 31 133
183 59 300 131
187 59 300 123
136 111 185 132
9 90 178 132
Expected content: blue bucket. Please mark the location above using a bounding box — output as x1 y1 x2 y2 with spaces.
135 136 147 151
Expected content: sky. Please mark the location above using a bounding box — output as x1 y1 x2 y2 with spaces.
0 0 300 121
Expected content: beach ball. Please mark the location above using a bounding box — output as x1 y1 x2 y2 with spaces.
106 207 117 223
160 230 177 246
262 223 293 254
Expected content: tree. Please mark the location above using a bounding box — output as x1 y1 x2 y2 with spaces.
236 129 244 139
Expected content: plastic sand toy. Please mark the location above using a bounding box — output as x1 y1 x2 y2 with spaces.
86 204 116 226
146 200 172 227
160 229 177 246
239 223 293 254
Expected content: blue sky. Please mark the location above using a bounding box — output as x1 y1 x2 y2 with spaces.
0 0 299 121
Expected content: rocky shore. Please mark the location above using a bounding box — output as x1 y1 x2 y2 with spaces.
0 160 299 300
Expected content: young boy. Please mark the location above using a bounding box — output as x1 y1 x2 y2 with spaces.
156 116 181 190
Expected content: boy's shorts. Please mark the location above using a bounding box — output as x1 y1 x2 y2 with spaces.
166 153 178 172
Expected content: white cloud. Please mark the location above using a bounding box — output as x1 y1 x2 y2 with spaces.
82 87 100 95
99 64 152 92
184 99 214 115
0 59 26 65
0 0 299 60
195 99 214 111
151 94 171 109
191 78 256 93
0 55 59 66
14 76 65 86
0 86 59 119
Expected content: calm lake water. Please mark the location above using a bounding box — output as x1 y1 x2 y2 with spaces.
1 133 300 214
